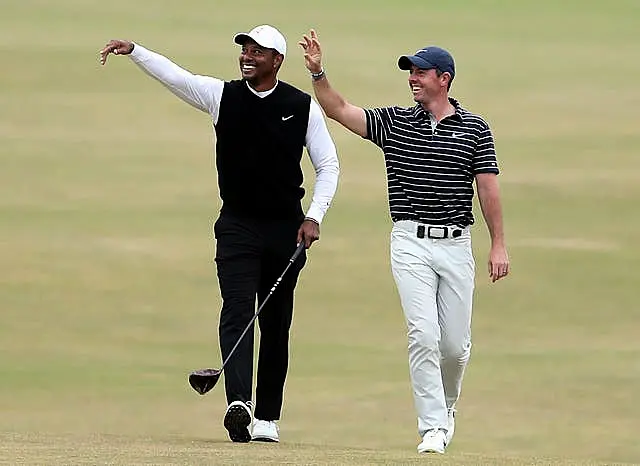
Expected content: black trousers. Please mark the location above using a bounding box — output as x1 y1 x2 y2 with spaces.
214 212 306 421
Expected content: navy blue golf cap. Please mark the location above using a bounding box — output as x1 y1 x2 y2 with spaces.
398 46 455 79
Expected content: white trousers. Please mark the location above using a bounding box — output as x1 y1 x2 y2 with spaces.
390 220 475 436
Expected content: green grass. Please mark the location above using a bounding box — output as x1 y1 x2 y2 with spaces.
2 0 640 464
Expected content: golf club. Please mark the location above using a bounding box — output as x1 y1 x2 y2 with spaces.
188 242 306 395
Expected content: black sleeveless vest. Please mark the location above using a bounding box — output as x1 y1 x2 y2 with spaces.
215 80 311 220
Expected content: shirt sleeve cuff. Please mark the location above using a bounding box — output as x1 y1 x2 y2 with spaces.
129 43 145 60
474 167 500 175
304 205 325 225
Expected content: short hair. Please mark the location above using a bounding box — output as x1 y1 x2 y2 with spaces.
435 69 453 91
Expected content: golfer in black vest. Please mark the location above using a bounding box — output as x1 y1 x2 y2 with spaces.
99 25 340 444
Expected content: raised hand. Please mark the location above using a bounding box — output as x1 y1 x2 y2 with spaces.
99 39 135 65
298 29 323 74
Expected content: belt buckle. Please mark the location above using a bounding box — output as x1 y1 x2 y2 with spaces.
427 226 447 239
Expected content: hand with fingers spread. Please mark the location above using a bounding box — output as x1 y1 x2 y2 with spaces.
298 29 323 74
99 39 134 65
488 244 509 282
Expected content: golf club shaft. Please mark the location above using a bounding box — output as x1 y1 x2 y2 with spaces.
219 242 305 370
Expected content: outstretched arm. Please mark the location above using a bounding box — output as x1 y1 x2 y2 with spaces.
99 40 222 117
299 30 367 138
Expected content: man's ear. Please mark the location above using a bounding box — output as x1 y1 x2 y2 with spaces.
273 53 284 69
442 72 452 88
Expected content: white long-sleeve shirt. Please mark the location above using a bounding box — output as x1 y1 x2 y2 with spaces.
128 44 339 224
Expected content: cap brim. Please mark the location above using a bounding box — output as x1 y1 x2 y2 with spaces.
398 55 435 71
233 32 284 56
233 33 253 46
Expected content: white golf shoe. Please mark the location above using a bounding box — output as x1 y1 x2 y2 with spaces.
251 419 280 442
223 401 252 443
417 429 447 454
445 408 456 446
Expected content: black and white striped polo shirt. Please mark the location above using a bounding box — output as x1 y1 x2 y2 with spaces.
364 98 499 227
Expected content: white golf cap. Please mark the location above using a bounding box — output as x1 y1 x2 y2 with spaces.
233 25 287 57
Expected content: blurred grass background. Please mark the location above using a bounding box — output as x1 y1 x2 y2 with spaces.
1 0 639 464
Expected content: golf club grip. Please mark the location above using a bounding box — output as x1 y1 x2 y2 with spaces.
290 241 305 262
219 242 305 369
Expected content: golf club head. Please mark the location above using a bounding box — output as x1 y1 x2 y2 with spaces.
188 368 222 395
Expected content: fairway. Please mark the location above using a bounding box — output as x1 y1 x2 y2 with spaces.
2 0 640 464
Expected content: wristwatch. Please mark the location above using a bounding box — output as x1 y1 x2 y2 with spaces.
311 68 325 81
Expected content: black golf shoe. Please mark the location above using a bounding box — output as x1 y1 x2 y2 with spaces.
224 401 252 443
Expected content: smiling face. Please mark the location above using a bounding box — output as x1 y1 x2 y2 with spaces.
407 65 451 105
238 39 283 90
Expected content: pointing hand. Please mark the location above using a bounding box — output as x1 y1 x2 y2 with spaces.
99 39 134 65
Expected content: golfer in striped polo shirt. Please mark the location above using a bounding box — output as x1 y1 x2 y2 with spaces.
299 30 509 454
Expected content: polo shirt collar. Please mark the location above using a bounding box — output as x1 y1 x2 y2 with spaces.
413 97 464 122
